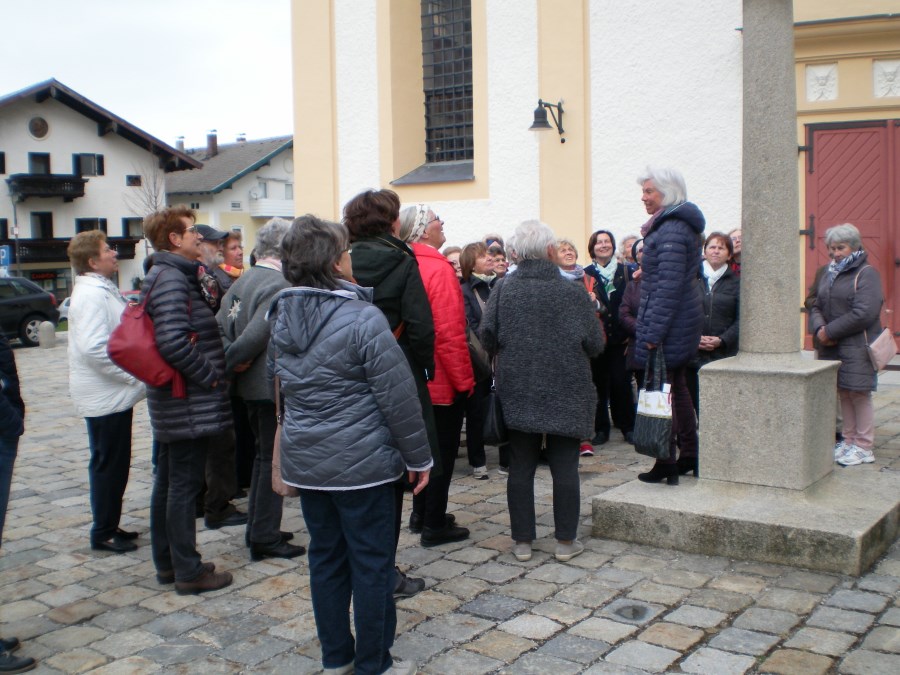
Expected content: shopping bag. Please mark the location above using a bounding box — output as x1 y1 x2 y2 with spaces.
633 349 672 459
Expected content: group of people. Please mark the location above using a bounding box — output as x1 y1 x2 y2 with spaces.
0 160 887 674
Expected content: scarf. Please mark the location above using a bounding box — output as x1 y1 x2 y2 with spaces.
559 265 585 282
472 272 495 284
219 263 243 279
826 250 864 287
197 265 220 309
703 261 728 289
255 257 282 272
591 258 618 297
640 211 660 237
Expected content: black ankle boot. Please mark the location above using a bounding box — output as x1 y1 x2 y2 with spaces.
638 462 679 486
677 456 699 477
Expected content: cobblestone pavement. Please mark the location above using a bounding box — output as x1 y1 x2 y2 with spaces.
1 336 899 674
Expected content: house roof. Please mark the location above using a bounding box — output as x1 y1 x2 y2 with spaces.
0 79 201 171
165 135 294 195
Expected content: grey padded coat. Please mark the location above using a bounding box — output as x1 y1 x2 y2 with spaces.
267 282 433 490
809 252 883 392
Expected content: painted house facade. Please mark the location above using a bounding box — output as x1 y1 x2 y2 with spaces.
0 79 199 296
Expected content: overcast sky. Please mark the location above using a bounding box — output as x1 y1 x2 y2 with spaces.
0 0 293 150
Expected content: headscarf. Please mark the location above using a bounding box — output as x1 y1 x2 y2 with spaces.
399 203 429 243
826 249 864 287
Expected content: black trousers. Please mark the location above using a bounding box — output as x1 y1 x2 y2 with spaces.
412 396 466 530
204 428 237 521
592 342 635 436
86 408 134 544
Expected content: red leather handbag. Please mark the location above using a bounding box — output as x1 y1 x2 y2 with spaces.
107 274 189 398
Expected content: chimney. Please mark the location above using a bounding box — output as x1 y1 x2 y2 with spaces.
207 129 218 157
175 136 185 152
236 133 246 143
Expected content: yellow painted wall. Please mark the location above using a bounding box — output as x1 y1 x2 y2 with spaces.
535 0 591 258
795 0 900 23
378 0 490 203
292 0 340 219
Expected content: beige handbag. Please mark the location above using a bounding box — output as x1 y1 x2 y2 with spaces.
271 376 299 498
866 327 897 372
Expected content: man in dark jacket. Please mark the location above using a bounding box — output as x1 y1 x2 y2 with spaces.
0 335 37 672
634 167 705 485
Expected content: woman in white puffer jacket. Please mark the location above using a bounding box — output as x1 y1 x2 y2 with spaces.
67 231 145 553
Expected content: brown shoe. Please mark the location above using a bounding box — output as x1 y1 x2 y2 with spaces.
156 561 215 585
174 568 233 595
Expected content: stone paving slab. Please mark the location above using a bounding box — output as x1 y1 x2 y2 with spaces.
1 338 899 673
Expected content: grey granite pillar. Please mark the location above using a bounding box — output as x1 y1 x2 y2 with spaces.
592 0 899 574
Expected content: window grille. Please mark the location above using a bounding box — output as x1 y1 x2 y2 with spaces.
421 0 473 163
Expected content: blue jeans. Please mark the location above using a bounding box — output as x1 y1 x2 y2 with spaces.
0 435 20 548
300 484 397 675
151 436 210 581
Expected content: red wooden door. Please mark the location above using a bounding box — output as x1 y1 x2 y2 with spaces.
803 120 899 347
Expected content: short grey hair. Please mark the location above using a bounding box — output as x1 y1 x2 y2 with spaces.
636 166 688 206
514 220 557 261
506 235 518 263
281 214 348 289
824 223 862 251
254 217 291 260
557 238 578 257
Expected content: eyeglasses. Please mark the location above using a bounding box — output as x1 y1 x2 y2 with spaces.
184 225 198 234
428 217 443 226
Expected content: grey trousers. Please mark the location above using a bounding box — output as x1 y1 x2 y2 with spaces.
507 430 580 543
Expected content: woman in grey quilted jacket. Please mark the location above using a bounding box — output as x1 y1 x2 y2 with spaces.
268 215 431 675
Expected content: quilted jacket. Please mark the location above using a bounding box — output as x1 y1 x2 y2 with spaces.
633 202 706 369
412 243 475 404
267 282 433 490
694 267 740 367
142 252 232 442
809 252 883 392
481 259 605 439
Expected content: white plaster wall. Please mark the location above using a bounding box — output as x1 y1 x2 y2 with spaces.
589 0 744 242
334 0 381 204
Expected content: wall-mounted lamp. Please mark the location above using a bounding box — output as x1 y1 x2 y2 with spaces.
529 99 565 143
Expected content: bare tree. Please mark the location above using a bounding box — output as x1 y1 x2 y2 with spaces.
122 160 166 217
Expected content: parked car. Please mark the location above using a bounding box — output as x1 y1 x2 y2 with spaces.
122 290 141 304
59 296 71 321
0 277 60 347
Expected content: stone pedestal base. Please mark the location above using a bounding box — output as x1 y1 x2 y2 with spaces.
591 469 900 575
700 353 838 490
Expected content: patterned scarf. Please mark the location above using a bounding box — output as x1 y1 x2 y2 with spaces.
197 265 220 308
591 258 619 297
219 263 243 279
826 250 864 287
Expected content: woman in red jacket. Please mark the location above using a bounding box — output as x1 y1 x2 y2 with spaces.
399 204 475 548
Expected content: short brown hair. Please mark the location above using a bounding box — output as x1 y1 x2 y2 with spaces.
67 230 107 275
342 189 400 241
143 206 195 251
460 242 488 281
704 231 734 258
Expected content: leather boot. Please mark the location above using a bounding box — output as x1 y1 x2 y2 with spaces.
638 462 679 486
677 456 699 477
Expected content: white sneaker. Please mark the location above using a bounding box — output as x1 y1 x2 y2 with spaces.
837 445 875 466
472 465 489 480
513 541 532 561
324 663 354 674
386 658 416 674
833 440 849 461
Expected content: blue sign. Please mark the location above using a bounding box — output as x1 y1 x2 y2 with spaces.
0 245 9 267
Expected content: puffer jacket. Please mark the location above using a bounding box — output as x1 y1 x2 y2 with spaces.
142 252 232 442
481 259 605 439
267 282 433 490
694 267 740 367
68 274 145 417
619 275 641 371
412 243 474 404
809 252 883 392
634 202 706 369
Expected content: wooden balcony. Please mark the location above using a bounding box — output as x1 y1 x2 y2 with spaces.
6 174 88 202
0 238 141 264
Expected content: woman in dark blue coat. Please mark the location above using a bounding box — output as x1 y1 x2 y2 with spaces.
633 167 705 486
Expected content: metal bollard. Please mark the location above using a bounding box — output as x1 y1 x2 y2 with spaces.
38 321 56 348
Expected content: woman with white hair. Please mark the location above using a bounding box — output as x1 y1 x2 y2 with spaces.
633 167 705 486
810 223 885 467
481 220 604 563
398 205 474 547
217 217 305 561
